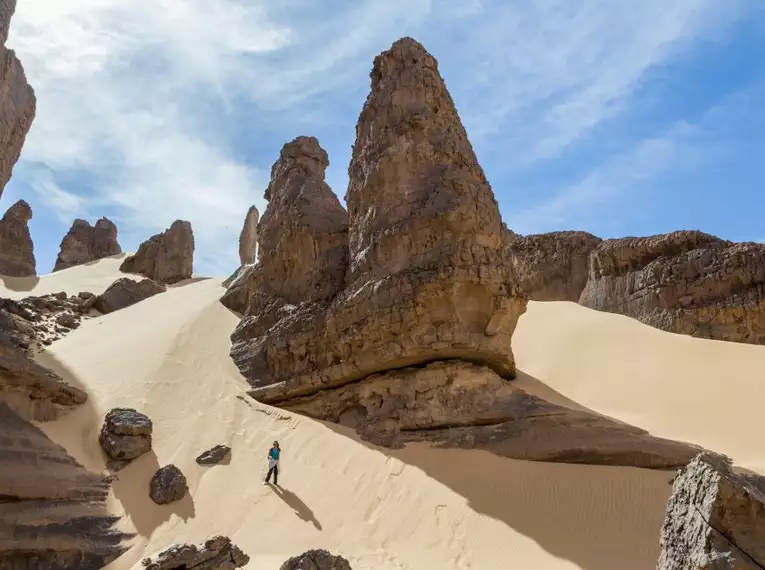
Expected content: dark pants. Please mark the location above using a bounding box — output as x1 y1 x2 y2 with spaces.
266 464 279 485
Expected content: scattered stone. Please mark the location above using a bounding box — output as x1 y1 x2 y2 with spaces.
280 549 352 570
141 535 249 570
149 464 188 505
579 231 765 344
53 217 122 271
196 444 231 466
239 205 259 266
658 452 765 569
98 408 152 463
93 277 166 314
0 199 35 277
120 220 194 284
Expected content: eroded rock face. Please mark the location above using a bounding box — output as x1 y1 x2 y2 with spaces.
280 550 352 570
504 230 601 301
53 217 122 271
149 464 187 505
220 264 254 314
0 404 126 569
658 452 765 569
141 535 249 570
120 220 194 284
231 39 526 406
239 205 259 266
99 408 152 466
579 231 765 344
0 0 36 200
94 277 166 314
0 199 35 277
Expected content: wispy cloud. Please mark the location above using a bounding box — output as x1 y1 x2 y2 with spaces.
5 0 754 274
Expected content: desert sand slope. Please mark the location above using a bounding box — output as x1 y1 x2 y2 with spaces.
1 259 763 570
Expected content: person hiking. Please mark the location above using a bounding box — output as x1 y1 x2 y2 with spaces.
265 441 281 485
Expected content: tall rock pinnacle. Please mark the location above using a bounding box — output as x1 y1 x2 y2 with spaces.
53 217 122 271
238 205 259 266
0 199 35 276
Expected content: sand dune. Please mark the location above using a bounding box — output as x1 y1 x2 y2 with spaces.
4 260 764 569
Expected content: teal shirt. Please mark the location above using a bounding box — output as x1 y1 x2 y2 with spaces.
268 448 281 461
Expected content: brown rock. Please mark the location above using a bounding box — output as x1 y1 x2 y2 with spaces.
196 444 231 466
504 230 601 301
280 550 352 570
93 277 166 314
120 220 194 284
98 407 152 464
141 535 249 570
149 464 187 505
238 205 259 266
219 264 254 314
53 217 122 271
231 39 526 405
658 452 765 569
0 0 36 200
0 403 126 569
579 231 765 344
0 199 35 276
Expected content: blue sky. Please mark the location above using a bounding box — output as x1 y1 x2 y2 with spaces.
3 0 765 276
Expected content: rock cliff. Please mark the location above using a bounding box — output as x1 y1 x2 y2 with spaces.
0 198 35 276
239 205 259 266
120 220 194 284
579 231 765 344
53 217 122 271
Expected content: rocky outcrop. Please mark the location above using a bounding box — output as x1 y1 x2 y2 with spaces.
0 0 36 199
141 536 249 570
658 452 765 569
232 38 526 407
220 264 255 313
149 464 187 505
504 230 601 301
94 277 166 314
196 444 231 466
120 220 194 284
280 550 352 570
99 408 152 468
239 205 259 266
0 199 35 277
579 231 765 344
0 403 126 569
53 217 122 271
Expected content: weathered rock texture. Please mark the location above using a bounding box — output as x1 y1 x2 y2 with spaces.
140 535 249 570
120 220 194 284
94 277 166 314
99 408 153 466
0 198 34 276
53 217 122 271
0 403 126 569
658 452 765 569
0 0 36 199
196 444 231 466
280 550 352 570
149 464 188 505
504 230 601 301
239 205 259 266
579 231 765 344
232 39 526 408
220 264 254 313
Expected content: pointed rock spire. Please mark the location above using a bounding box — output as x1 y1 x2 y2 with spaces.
0 199 35 277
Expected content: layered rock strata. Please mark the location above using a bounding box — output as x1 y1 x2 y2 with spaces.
120 220 194 284
579 231 765 344
141 536 249 570
53 217 122 271
0 199 35 277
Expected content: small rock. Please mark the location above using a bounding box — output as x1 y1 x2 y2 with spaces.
55 313 79 329
196 444 231 466
98 408 152 462
149 464 188 505
140 535 249 569
280 550 353 570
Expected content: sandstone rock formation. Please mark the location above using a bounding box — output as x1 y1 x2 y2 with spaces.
196 444 231 466
239 205 259 265
0 199 35 276
504 230 601 301
141 536 249 570
53 217 122 271
94 277 166 314
658 452 765 569
149 464 188 505
0 0 36 199
99 408 153 468
0 403 126 569
219 263 254 313
120 220 194 284
579 231 765 344
281 550 352 570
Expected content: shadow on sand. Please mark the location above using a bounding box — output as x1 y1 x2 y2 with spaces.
269 483 323 531
0 274 40 293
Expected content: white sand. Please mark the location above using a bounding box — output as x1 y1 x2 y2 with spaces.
4 261 764 570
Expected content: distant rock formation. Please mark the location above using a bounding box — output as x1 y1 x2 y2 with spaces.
0 0 36 199
281 550 352 570
239 205 259 265
120 220 194 284
658 452 765 569
504 230 601 301
0 199 35 276
53 217 122 271
93 277 165 314
141 536 249 570
579 231 765 344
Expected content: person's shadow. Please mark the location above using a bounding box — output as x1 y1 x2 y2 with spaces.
269 484 322 531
